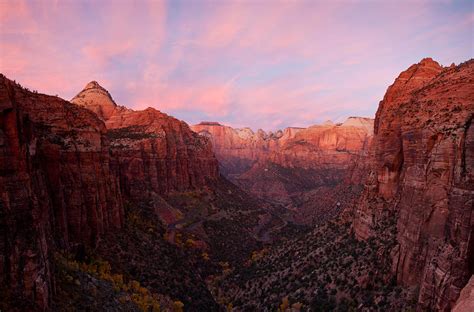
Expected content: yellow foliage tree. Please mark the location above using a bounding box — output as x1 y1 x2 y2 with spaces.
279 296 289 311
173 300 184 312
175 233 183 246
185 238 196 248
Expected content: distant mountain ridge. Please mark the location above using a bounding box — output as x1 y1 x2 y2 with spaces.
192 116 374 224
191 117 373 175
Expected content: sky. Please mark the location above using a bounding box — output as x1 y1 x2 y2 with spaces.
1 0 473 130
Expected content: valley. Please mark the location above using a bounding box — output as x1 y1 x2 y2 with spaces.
1 58 473 312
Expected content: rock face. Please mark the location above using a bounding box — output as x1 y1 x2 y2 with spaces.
1 78 220 311
453 275 474 312
0 75 124 310
353 58 474 310
192 118 373 176
269 117 373 169
72 82 219 203
70 81 117 120
191 122 291 177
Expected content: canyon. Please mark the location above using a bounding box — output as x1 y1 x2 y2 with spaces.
0 76 285 311
0 57 473 312
191 117 373 224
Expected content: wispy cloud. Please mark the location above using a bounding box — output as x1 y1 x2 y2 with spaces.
0 0 472 130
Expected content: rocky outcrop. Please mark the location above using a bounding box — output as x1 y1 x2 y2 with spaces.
453 275 474 312
352 58 474 310
1 78 220 311
71 81 117 120
0 75 124 310
72 82 219 203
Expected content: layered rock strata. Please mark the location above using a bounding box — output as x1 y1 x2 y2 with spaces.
72 83 219 200
191 117 373 176
0 75 124 310
353 58 474 310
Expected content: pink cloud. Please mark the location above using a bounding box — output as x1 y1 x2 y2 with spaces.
0 0 471 131
131 77 235 117
0 43 28 74
0 0 167 97
0 0 38 35
82 41 135 66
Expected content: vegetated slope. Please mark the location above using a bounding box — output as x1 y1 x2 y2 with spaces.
84 176 304 311
90 200 220 311
214 213 414 311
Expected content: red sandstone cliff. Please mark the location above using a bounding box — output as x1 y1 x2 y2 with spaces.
1 77 220 311
192 118 373 175
0 75 124 310
353 58 474 310
72 82 219 221
270 117 373 170
192 118 373 224
453 275 474 312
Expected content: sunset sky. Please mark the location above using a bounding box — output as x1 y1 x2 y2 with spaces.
1 0 472 130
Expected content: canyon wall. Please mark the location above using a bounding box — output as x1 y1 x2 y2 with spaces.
353 58 474 310
0 78 220 311
0 75 124 310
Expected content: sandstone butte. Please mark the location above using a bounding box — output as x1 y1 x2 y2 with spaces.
71 81 219 198
352 58 474 311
